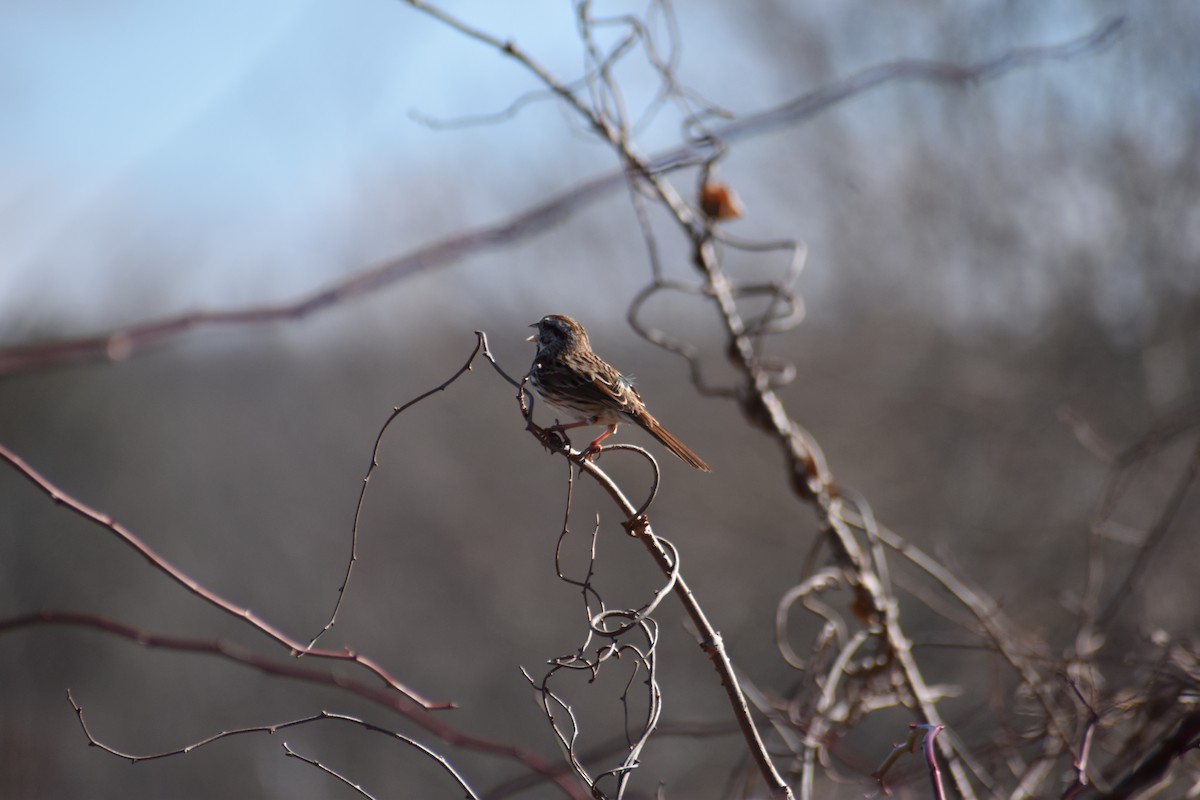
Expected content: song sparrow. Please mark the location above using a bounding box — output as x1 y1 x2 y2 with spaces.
527 314 710 472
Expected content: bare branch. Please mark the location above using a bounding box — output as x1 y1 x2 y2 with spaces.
0 17 1124 377
1097 436 1200 626
308 332 487 649
69 693 480 799
69 695 477 800
1095 710 1200 800
282 743 379 800
512 345 792 796
0 443 440 709
1 611 586 799
715 17 1125 145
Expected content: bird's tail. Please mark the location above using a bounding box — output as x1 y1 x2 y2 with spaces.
637 414 711 472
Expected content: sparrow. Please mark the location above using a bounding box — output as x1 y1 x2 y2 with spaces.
527 314 710 471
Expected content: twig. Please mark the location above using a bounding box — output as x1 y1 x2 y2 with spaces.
308 332 487 649
1060 675 1101 799
863 510 1080 782
524 418 670 795
920 724 947 800
7 611 433 713
566 456 793 798
282 743 378 800
485 719 737 799
1097 438 1200 626
716 17 1124 145
511 332 790 794
0 611 583 798
68 691 481 798
1096 710 1200 800
0 442 439 709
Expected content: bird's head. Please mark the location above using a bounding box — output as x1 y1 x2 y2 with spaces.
528 314 589 353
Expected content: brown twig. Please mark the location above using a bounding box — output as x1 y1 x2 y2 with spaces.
485 719 737 800
307 331 487 649
1060 675 1101 799
920 724 947 800
519 370 674 795
6 611 431 713
0 442 440 709
67 690 481 799
0 611 585 798
282 742 379 800
514 308 786 794
532 444 795 799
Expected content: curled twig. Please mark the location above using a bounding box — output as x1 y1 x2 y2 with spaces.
309 331 489 649
67 691 481 799
870 723 946 800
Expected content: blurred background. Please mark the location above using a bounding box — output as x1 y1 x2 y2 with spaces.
1 1 1197 798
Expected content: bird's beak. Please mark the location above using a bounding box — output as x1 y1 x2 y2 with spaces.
526 334 536 342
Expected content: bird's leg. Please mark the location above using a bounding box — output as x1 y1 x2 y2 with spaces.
583 424 618 462
545 419 593 434
541 419 590 454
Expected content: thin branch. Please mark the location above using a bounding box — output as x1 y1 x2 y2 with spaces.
282 743 379 800
68 692 482 800
513 323 790 795
7 611 428 714
409 83 575 130
537 444 795 799
1060 675 1101 799
1097 438 1200 626
1 611 585 799
715 17 1124 145
0 169 620 376
308 332 487 649
920 724 947 800
0 442 440 710
1095 710 1200 800
859 508 1081 772
485 719 737 800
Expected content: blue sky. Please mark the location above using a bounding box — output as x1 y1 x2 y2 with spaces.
0 2 1189 342
0 1 601 330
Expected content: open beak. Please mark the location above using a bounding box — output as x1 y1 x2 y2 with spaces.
526 322 538 342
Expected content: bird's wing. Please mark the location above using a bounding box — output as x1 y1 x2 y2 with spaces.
590 369 642 412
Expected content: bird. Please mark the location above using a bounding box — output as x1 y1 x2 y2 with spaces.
526 314 710 472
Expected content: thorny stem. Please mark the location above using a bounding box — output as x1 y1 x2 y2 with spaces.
565 455 795 800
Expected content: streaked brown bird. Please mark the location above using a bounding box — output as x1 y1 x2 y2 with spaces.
527 314 711 472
